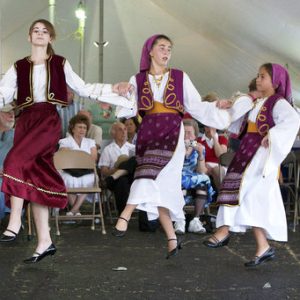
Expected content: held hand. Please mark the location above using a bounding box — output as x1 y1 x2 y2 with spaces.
195 142 205 155
209 127 217 139
112 82 134 98
216 99 233 109
261 135 269 148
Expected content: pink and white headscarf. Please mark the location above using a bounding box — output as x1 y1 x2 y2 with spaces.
139 34 161 72
272 63 293 105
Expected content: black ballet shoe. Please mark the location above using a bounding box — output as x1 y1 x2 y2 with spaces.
0 228 21 243
166 238 183 259
112 217 128 237
244 247 275 267
23 244 57 264
203 234 230 248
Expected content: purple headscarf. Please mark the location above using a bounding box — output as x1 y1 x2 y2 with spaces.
139 34 161 72
272 63 293 105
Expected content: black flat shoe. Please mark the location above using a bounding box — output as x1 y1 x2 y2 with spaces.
112 217 128 237
203 234 230 248
23 244 57 264
0 228 19 243
166 238 183 259
244 247 275 267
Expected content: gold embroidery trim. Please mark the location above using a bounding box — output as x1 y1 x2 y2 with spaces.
3 173 67 197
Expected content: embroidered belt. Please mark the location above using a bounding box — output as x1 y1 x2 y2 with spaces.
247 121 258 133
145 102 179 115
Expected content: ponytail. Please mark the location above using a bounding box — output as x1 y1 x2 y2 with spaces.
47 43 55 56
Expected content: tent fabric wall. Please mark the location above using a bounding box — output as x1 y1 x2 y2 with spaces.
1 0 300 104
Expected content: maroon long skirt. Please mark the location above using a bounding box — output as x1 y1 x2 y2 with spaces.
1 103 67 208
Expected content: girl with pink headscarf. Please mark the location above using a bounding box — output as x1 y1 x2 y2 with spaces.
204 63 300 268
112 34 249 258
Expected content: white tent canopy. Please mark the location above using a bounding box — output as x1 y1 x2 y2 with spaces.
1 0 300 103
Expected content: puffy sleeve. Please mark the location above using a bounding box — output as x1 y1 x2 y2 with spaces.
227 94 254 134
0 66 17 110
115 75 138 118
263 99 300 177
64 60 133 109
183 73 252 130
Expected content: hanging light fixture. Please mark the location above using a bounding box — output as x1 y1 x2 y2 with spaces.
93 41 109 48
75 1 86 20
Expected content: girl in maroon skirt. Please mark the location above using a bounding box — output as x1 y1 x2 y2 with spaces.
0 19 131 263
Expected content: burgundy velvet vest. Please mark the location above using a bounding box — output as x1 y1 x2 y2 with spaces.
14 54 68 109
135 68 184 117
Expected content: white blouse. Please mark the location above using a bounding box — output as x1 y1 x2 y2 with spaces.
59 135 96 154
0 59 114 109
116 71 251 130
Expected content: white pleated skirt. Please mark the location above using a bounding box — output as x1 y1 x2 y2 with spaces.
127 124 185 221
216 146 287 242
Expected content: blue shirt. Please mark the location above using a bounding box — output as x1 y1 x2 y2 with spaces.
0 129 14 168
0 129 14 218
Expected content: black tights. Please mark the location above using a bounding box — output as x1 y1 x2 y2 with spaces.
194 189 207 217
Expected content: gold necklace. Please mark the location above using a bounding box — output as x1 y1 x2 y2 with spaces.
153 74 164 88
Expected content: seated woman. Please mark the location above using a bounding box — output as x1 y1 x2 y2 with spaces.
122 116 140 145
174 119 215 234
58 115 97 216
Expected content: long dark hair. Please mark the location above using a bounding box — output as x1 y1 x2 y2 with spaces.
29 19 56 56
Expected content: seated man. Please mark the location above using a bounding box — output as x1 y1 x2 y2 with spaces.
174 119 215 235
98 122 135 215
0 105 15 224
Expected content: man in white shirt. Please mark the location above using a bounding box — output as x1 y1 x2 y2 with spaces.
98 122 135 214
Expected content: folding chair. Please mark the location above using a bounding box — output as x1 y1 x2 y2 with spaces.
53 149 106 235
279 152 298 225
293 151 300 232
99 178 118 224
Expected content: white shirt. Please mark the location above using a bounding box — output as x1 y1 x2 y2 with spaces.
0 59 113 108
116 72 250 129
98 141 135 169
58 135 96 154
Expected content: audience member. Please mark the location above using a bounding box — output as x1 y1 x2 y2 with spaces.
78 110 103 151
98 122 135 214
122 117 140 145
0 106 15 223
58 114 97 216
174 119 215 234
199 93 228 190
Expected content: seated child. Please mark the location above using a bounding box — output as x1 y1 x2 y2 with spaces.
174 119 215 234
